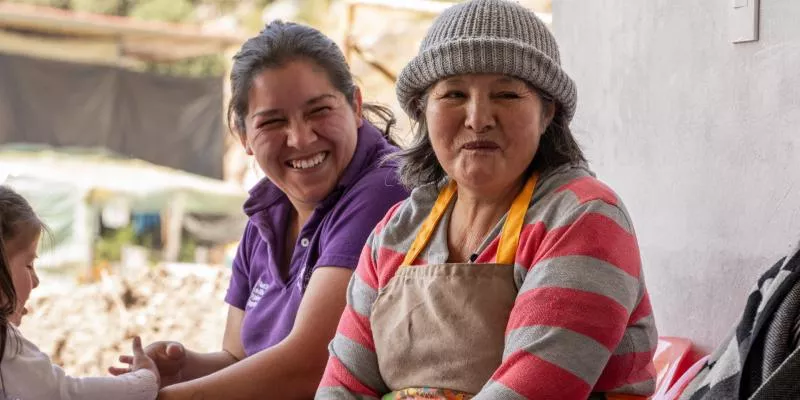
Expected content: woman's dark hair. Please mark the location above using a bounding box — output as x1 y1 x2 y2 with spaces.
227 20 396 144
393 84 586 188
0 185 45 393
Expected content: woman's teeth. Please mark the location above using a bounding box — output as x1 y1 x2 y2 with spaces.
288 152 327 169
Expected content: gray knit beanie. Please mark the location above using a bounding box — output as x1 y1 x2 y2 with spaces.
396 0 577 122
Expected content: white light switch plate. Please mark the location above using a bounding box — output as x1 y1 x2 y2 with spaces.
732 0 759 43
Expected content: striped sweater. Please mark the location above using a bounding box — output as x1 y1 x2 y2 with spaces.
317 164 657 399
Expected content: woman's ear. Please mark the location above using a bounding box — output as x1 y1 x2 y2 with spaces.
353 87 364 128
232 119 254 155
238 132 253 156
542 102 557 131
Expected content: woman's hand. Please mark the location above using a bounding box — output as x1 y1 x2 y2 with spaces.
111 339 186 388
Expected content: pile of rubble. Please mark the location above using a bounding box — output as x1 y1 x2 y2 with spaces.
21 265 230 376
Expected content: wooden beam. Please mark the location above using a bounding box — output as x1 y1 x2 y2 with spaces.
351 42 396 82
0 3 246 62
344 0 456 15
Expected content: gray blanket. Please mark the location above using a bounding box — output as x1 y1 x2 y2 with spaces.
681 242 800 400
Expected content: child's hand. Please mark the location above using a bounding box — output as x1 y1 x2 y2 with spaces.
109 336 161 388
110 339 186 388
131 336 161 386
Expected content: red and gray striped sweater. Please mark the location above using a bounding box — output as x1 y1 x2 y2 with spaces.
317 164 657 399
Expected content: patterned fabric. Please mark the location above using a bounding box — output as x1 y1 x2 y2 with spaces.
382 388 472 400
680 242 800 400
316 163 658 400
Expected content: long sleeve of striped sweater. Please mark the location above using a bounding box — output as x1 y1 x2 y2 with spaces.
317 166 657 400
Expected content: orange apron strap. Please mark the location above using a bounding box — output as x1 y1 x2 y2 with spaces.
401 180 457 266
605 394 648 400
401 173 539 267
495 172 539 265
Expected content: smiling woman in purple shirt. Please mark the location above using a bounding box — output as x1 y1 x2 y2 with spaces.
112 21 409 399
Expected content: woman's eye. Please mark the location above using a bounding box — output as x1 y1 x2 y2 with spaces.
495 91 521 99
258 119 285 129
442 91 466 99
309 107 332 117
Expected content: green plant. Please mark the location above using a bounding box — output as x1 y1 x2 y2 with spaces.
129 0 193 22
71 0 125 14
94 226 136 263
178 233 198 263
143 54 226 77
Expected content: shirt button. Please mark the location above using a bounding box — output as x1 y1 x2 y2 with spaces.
300 238 310 247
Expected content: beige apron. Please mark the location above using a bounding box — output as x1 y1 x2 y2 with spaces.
371 173 538 398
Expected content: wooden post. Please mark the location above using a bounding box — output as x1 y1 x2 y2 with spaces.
344 3 356 63
163 192 187 263
78 193 100 280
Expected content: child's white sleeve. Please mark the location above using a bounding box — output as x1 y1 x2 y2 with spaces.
2 331 159 400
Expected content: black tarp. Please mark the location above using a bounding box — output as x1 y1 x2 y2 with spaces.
0 52 224 178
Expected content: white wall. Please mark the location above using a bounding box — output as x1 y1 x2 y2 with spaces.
554 0 800 351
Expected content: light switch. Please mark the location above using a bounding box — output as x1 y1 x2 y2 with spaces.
731 0 759 43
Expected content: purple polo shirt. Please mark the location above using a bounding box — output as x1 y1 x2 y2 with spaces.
224 121 408 356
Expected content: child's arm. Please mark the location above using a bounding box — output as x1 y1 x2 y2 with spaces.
3 333 159 400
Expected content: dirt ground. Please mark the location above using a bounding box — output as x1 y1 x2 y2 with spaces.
20 265 230 376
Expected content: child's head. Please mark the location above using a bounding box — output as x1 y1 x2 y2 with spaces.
0 185 44 326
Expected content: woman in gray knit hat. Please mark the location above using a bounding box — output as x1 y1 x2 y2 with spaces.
318 1 657 399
